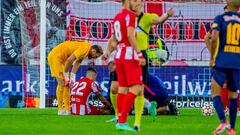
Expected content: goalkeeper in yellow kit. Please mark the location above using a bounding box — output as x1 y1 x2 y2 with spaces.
48 40 103 115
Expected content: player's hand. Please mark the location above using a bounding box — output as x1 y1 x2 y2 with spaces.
70 72 76 87
167 8 175 17
137 52 146 66
102 52 110 61
209 59 214 67
64 72 70 86
204 32 211 41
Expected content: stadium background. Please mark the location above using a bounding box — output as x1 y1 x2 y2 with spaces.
0 0 229 109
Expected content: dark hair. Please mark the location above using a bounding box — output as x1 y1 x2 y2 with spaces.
122 0 125 3
108 61 115 67
87 67 97 74
224 5 228 10
92 45 103 55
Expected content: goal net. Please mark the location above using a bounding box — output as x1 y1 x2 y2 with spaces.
20 0 226 108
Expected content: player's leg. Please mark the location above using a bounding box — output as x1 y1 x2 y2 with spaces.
63 86 70 115
48 55 65 115
133 51 148 129
118 84 142 124
56 77 64 115
211 68 229 135
227 69 240 135
131 58 146 131
110 81 118 119
134 86 144 130
221 82 229 113
116 60 142 132
114 59 127 121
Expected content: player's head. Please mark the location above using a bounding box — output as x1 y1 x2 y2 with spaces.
123 0 137 12
108 61 116 73
136 0 143 16
89 45 103 59
227 0 240 11
86 67 98 81
224 5 228 12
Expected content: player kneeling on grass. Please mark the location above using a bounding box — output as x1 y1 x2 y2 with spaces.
70 68 112 115
144 74 179 116
48 40 103 115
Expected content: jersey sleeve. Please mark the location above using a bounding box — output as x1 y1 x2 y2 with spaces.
73 42 91 60
147 13 158 25
212 16 221 31
91 82 100 93
126 12 136 28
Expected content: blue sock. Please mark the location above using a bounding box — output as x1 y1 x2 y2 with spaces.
229 98 238 129
213 96 226 123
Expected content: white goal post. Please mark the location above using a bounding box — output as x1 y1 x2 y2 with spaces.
40 0 46 108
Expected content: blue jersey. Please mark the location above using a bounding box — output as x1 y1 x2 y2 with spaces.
212 12 240 69
145 74 168 99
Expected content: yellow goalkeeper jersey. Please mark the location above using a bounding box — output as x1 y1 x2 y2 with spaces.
48 40 91 63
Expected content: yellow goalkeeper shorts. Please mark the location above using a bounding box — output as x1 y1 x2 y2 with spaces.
48 52 64 79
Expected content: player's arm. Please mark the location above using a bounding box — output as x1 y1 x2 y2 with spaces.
63 54 77 85
209 16 221 66
210 30 220 64
71 59 82 74
91 82 112 109
102 35 117 60
152 8 175 25
68 59 82 86
127 14 146 66
204 32 212 51
95 92 112 109
64 54 76 73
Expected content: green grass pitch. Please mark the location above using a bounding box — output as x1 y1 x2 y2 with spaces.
0 108 239 135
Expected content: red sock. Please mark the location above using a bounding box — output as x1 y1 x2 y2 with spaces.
118 92 136 123
221 88 229 110
117 93 126 118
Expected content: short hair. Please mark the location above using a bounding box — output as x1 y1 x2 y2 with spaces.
87 67 97 74
108 61 115 67
224 5 228 10
92 45 103 55
122 0 125 3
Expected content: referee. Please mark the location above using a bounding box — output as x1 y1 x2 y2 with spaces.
132 0 175 130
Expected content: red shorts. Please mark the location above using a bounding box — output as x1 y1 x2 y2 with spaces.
114 46 143 87
71 102 101 115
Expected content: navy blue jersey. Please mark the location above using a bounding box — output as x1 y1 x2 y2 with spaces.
145 74 168 99
212 12 240 69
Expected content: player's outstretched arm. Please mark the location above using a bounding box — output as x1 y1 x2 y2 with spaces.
152 8 175 25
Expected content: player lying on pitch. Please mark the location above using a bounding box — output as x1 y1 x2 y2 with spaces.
48 40 103 115
70 68 112 115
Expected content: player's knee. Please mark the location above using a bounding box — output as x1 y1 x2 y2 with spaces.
110 81 118 94
211 79 222 98
129 84 143 95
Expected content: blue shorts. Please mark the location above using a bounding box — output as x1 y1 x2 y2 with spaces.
211 67 240 92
